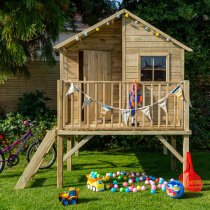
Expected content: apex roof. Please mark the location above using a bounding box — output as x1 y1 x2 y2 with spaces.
54 9 192 52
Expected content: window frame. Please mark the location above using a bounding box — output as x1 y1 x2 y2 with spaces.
138 53 170 82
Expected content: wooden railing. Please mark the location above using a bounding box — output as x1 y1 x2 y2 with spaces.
57 80 189 131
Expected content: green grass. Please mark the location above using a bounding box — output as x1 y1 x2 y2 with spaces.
0 151 210 210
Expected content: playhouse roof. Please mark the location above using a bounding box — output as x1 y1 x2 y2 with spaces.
54 9 192 52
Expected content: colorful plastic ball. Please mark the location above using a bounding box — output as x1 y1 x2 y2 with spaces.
150 180 155 185
113 173 116 178
163 181 168 185
136 172 140 176
135 177 140 182
117 171 121 176
141 186 146 191
123 176 128 181
146 177 150 181
129 186 134 192
156 178 159 183
113 180 118 185
133 188 138 193
150 189 156 194
114 184 119 189
149 176 153 179
109 183 114 188
111 188 116 192
97 174 100 178
152 177 156 181
159 179 164 184
158 184 162 189
120 187 125 192
125 188 130 193
162 186 166 192
131 173 135 177
151 185 156 190
121 172 125 176
166 180 184 199
105 175 110 181
123 182 128 187
140 177 143 181
129 179 133 184
170 178 175 182
106 184 110 190
137 186 141 191
145 180 150 185
109 173 113 177
118 175 123 180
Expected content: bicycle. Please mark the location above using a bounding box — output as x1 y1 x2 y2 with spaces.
0 120 56 173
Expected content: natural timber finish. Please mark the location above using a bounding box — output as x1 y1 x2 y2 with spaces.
67 138 72 171
157 136 183 163
15 130 56 190
63 136 93 161
171 136 177 170
183 135 189 187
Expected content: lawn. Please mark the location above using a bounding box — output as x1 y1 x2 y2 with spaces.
0 151 210 210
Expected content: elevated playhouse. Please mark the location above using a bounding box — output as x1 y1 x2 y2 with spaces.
15 9 192 189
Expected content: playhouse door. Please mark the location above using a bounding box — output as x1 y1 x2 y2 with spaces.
83 50 111 123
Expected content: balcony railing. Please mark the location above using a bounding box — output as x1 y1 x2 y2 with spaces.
57 80 189 131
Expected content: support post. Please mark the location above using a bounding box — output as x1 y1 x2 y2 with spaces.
75 136 79 156
67 137 73 171
163 145 168 155
183 135 189 187
171 136 177 170
57 80 63 188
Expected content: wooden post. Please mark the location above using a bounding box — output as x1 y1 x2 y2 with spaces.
75 136 79 156
163 145 168 155
57 80 63 188
67 137 72 171
171 136 177 170
183 135 189 187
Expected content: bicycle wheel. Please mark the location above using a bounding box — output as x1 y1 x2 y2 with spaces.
0 153 5 173
26 141 57 169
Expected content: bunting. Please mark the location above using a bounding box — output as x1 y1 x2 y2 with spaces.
101 105 113 115
158 97 167 113
139 106 152 121
172 85 183 99
120 109 131 125
82 96 94 109
66 83 79 95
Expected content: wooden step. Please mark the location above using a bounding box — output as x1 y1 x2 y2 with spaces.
15 130 56 190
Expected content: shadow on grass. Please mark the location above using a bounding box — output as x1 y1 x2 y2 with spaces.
184 192 203 199
78 197 101 204
30 178 47 188
0 172 22 178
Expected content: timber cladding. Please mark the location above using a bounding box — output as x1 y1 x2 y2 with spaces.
0 61 59 112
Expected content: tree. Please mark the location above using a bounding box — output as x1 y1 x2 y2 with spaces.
0 0 117 78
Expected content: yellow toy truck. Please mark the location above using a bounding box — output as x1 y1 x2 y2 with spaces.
86 174 104 192
58 187 80 206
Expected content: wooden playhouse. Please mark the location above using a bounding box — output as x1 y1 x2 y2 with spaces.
15 9 192 189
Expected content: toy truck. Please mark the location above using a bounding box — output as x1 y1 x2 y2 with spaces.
59 187 80 206
86 174 104 192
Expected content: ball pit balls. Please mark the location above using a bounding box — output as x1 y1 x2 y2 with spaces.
133 187 137 192
120 187 125 192
151 185 156 190
118 176 123 180
117 171 121 176
140 177 143 181
170 178 175 182
150 180 155 185
150 189 156 194
166 180 184 199
129 186 133 192
163 181 168 185
109 183 114 188
123 182 128 187
121 172 125 176
105 175 110 181
111 188 116 192
109 173 113 177
135 177 140 182
125 188 130 193
141 186 146 191
129 179 133 184
136 172 140 176
106 184 110 190
158 184 162 189
131 173 135 177
146 177 150 181
137 186 141 191
113 180 118 185
113 173 116 178
156 178 159 183
162 186 166 192
145 180 150 185
123 176 128 181
114 184 119 189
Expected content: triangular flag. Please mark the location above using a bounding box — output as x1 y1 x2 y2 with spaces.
82 96 93 109
158 97 167 113
66 83 79 95
120 109 130 125
139 106 152 121
101 105 113 115
172 85 183 99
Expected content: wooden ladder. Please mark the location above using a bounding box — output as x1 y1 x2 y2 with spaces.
15 129 56 190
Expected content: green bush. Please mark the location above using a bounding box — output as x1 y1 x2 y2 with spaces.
17 90 51 120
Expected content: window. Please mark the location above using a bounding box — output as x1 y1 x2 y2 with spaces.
140 56 167 81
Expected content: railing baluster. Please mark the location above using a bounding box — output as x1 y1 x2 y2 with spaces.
111 83 114 128
158 84 161 127
87 83 90 127
95 83 98 127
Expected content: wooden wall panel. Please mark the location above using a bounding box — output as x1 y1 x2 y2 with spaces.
0 62 59 112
